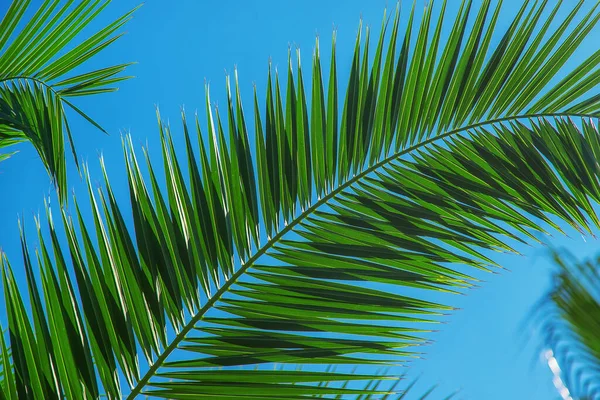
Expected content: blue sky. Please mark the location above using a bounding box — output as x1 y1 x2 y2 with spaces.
1 0 599 398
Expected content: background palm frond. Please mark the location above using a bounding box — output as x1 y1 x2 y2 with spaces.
531 250 600 400
1 0 600 398
0 0 138 204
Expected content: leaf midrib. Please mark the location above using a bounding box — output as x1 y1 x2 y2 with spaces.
0 76 83 116
0 76 58 92
0 75 109 138
126 111 593 399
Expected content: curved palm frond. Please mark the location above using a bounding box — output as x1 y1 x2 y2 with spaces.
2 0 600 398
531 251 600 400
361 375 460 400
0 0 138 204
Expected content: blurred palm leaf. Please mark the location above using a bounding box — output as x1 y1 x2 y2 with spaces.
531 251 600 400
2 0 600 398
0 0 138 204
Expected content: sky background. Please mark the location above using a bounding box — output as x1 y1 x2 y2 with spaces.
1 0 599 398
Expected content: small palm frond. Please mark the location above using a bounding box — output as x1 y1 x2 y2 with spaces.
2 0 600 398
352 375 460 400
396 379 460 400
0 0 138 204
531 251 600 400
0 151 16 163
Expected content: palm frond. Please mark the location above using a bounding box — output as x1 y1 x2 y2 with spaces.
2 0 600 398
531 251 600 400
0 0 138 204
0 151 16 163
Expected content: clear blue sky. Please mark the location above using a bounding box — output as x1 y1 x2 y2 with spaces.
0 0 598 398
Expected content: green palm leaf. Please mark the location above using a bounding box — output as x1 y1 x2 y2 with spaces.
531 250 600 400
2 0 600 398
0 0 138 204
